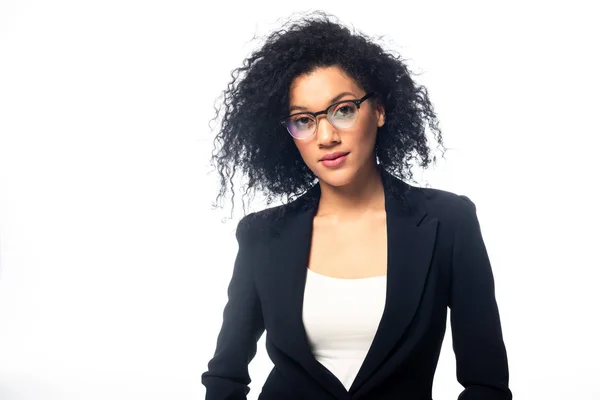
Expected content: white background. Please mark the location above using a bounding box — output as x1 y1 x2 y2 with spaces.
1 1 599 399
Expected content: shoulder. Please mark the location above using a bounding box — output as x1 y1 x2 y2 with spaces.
408 185 484 251
414 185 478 225
382 168 477 225
235 202 288 241
236 185 317 240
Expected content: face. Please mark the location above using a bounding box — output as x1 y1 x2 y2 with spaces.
287 66 385 188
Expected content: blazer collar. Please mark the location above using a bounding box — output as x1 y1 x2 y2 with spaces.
265 167 438 398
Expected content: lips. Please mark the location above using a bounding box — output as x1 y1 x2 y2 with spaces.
320 152 349 168
320 152 349 161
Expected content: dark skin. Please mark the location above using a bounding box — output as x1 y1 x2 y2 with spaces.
288 65 387 279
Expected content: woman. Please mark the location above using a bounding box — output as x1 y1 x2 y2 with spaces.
202 11 511 400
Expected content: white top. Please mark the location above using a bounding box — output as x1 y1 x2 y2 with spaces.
302 268 387 391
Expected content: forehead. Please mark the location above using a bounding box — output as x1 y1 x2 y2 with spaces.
289 66 362 107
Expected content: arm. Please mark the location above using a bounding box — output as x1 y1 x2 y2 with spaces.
450 196 512 400
201 213 265 400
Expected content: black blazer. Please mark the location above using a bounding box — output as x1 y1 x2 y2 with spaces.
202 169 511 400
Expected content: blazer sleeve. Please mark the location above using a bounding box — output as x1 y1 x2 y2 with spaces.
201 213 265 400
450 196 512 400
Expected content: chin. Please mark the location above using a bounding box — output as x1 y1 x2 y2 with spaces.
315 166 356 187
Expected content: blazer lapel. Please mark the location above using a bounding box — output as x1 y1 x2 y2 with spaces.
349 173 438 396
267 189 350 399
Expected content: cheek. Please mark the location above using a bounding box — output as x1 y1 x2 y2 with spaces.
353 119 378 145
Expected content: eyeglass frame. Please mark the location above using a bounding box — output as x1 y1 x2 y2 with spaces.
280 92 376 140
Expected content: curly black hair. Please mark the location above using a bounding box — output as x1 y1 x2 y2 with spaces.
209 10 445 217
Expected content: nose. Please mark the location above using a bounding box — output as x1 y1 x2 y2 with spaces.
315 115 340 146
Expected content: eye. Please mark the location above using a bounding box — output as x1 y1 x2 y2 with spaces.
332 102 357 118
296 117 311 125
290 115 314 129
338 106 352 115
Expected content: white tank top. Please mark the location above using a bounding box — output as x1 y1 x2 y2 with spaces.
302 268 387 391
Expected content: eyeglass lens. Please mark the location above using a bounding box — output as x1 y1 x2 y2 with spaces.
287 101 359 139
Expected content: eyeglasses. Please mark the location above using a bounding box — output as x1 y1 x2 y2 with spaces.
281 92 375 140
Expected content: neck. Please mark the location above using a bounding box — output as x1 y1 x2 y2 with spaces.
316 159 385 219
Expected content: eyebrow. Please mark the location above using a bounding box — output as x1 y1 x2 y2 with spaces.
289 91 358 113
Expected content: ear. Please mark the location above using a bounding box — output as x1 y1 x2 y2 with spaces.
376 103 385 128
